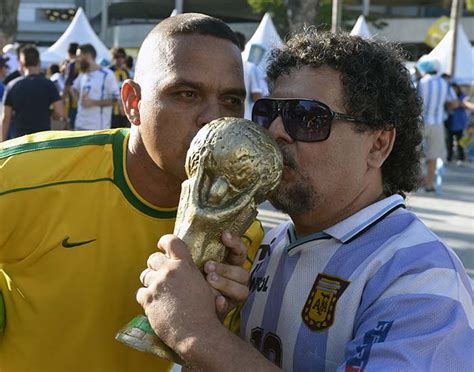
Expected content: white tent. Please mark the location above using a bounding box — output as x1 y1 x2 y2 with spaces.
350 15 372 39
427 25 474 85
242 13 283 67
41 7 111 66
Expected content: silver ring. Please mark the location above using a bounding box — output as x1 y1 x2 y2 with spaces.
140 268 153 286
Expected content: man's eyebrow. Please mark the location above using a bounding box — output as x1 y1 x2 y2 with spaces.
163 78 246 98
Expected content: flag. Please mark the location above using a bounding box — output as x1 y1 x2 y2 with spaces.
424 16 450 48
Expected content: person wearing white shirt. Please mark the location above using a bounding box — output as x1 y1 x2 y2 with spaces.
72 44 119 131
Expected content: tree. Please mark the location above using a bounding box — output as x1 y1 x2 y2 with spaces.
0 0 20 46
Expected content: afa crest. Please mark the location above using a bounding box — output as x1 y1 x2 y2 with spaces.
302 273 350 332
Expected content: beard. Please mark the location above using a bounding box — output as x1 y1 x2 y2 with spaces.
79 60 90 72
268 144 318 216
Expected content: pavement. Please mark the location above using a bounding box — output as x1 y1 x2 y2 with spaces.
257 160 474 277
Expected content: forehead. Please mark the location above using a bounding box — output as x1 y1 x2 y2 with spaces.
272 65 345 111
157 34 243 83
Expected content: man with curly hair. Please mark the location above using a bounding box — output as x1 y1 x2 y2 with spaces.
137 30 473 371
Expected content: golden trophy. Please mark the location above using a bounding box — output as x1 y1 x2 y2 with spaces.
116 117 283 364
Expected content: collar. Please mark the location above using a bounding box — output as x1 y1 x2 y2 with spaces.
287 194 405 252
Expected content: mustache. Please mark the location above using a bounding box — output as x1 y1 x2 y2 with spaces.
278 143 297 170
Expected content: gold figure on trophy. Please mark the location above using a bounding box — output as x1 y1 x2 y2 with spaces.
116 117 283 364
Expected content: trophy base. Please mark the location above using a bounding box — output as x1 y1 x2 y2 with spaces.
116 315 187 366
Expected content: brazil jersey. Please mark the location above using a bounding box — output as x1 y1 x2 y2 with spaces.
0 129 263 371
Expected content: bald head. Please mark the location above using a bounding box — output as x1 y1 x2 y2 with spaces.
135 13 239 83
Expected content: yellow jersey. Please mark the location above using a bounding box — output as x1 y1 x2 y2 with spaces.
0 129 262 371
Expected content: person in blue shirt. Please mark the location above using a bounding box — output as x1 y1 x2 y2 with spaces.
446 83 469 164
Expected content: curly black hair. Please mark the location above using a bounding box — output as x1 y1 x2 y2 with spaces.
266 29 423 196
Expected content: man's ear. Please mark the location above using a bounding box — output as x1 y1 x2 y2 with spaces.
368 127 396 169
122 79 141 126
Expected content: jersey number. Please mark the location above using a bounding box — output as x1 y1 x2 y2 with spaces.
250 327 283 367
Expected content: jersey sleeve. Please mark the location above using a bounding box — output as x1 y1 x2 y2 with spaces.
339 264 474 371
223 219 264 334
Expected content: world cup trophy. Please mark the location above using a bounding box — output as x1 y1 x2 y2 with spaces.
116 117 283 364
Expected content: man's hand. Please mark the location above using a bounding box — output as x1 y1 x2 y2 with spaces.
81 92 96 108
136 235 222 352
204 232 250 319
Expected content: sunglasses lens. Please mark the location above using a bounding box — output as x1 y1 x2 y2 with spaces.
283 100 332 142
252 100 276 129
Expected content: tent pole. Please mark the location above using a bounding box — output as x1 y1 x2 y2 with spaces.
101 0 108 44
331 0 343 33
362 0 370 16
175 0 184 14
448 0 462 77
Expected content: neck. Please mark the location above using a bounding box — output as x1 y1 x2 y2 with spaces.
291 176 386 238
126 128 182 208
88 63 99 72
24 66 40 76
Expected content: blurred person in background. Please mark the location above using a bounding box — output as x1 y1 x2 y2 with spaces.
417 58 458 192
3 44 22 85
109 47 131 128
446 83 469 165
125 55 135 78
63 42 79 128
234 31 265 120
71 43 119 131
1 45 63 140
47 63 65 95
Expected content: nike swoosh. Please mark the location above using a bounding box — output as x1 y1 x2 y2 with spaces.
62 237 96 248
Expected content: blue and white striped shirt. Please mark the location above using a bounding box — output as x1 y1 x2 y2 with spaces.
418 74 457 126
242 194 473 371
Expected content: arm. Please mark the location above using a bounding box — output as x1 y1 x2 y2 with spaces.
51 100 64 120
1 105 12 141
81 94 115 108
137 234 280 371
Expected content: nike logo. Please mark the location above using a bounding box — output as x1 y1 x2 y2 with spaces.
62 237 96 248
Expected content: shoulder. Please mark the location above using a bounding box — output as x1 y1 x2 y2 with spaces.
0 129 129 194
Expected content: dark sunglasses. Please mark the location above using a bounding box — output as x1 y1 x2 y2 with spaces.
252 98 366 142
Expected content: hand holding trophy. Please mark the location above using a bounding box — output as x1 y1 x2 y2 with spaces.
116 117 283 364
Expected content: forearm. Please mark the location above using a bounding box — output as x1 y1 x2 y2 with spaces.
92 98 114 107
2 120 10 141
177 322 280 371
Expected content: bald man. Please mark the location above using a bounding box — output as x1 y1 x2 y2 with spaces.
0 14 261 371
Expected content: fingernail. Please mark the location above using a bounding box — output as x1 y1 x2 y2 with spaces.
223 232 232 240
206 261 216 272
209 272 218 282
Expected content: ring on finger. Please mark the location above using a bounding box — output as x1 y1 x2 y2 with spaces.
140 268 153 286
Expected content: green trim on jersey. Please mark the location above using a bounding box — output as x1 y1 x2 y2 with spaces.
112 130 177 219
0 132 114 159
0 129 177 219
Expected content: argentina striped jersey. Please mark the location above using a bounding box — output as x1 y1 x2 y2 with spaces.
241 194 473 371
418 74 457 126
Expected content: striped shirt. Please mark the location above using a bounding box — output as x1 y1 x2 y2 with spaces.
418 74 456 126
241 194 473 371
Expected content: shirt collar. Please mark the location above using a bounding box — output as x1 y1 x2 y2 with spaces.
287 194 405 250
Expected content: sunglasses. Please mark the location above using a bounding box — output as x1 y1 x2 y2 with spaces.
252 98 365 142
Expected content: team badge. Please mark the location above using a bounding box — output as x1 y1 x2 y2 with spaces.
302 273 350 331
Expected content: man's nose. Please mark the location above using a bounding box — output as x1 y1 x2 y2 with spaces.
268 116 293 143
197 101 223 128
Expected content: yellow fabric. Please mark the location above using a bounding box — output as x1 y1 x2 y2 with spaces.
0 129 262 371
424 16 450 48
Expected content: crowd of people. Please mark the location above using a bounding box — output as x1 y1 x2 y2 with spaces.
413 58 474 193
0 12 473 372
0 42 135 141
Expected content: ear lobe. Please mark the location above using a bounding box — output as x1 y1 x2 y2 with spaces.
368 128 396 169
121 79 142 126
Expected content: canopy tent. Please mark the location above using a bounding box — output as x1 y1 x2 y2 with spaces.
427 25 474 85
242 13 283 67
41 7 111 66
350 15 372 39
